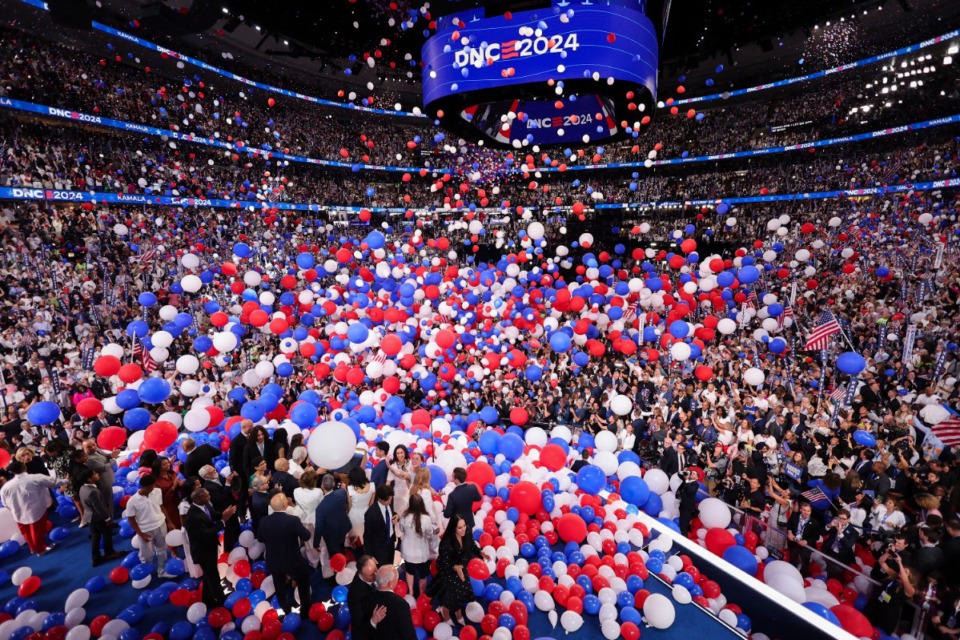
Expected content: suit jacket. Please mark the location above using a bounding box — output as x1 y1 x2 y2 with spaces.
865 472 891 498
786 512 823 544
256 511 310 576
183 503 224 560
363 502 396 566
243 441 275 476
348 574 377 640
362 590 417 640
204 477 238 512
228 434 248 478
370 459 388 488
443 483 481 531
250 491 271 534
313 488 351 549
822 524 858 563
79 484 111 524
274 470 299 500
659 448 683 477
184 444 221 480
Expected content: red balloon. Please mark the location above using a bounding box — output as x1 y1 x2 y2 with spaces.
94 355 122 377
381 334 402 355
704 527 736 557
830 605 874 638
232 598 252 618
467 558 490 581
144 421 178 450
76 398 103 419
539 444 567 472
621 622 640 640
694 365 713 381
97 428 129 454
435 329 456 349
17 575 41 597
509 481 541 515
557 513 587 543
90 616 111 637
117 363 143 383
481 615 499 635
109 567 129 584
509 407 529 426
466 461 496 489
330 554 347 572
233 559 251 577
208 608 232 627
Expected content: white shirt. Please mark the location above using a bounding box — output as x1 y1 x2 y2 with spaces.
123 488 166 532
399 513 436 564
0 473 56 524
294 487 323 525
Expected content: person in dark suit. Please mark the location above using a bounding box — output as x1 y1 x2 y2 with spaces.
786 502 822 569
249 476 272 535
363 484 397 567
228 419 254 519
370 442 390 489
182 437 221 480
273 459 299 500
200 465 241 551
313 474 351 557
442 468 481 532
570 450 590 474
822 509 859 578
257 494 311 613
362 566 417 640
348 556 387 640
864 461 892 500
659 438 688 477
183 487 236 608
676 471 700 535
243 427 276 481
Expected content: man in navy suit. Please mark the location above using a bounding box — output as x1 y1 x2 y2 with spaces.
362 566 417 640
183 487 236 608
443 467 481 532
257 494 311 613
370 442 390 488
314 474 351 557
363 485 396 567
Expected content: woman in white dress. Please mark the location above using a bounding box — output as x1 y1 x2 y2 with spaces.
293 469 323 568
346 466 375 549
410 467 442 556
399 494 438 599
388 444 413 517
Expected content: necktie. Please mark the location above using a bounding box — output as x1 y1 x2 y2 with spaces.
204 506 212 520
384 505 391 539
798 519 806 537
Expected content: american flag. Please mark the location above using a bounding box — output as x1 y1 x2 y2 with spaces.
829 387 845 402
931 415 960 447
373 350 388 365
801 486 829 504
131 248 157 272
622 299 640 323
804 310 842 351
745 290 759 310
132 339 158 374
777 304 795 330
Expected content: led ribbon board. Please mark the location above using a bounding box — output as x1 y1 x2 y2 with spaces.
422 0 658 148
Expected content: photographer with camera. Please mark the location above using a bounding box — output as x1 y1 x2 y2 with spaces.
822 510 860 579
677 469 701 535
863 550 919 635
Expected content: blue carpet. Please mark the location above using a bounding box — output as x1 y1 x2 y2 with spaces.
0 515 739 640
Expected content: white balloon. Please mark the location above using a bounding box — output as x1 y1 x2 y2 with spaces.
594 431 618 453
610 395 632 416
176 355 200 375
306 421 357 470
743 368 765 386
524 427 548 448
64 588 89 612
64 609 86 629
642 593 676 629
671 342 691 362
165 529 184 547
672 584 692 604
644 469 670 495
465 602 485 623
180 274 202 293
66 625 91 640
11 567 32 586
698 498 733 529
717 318 737 335
534 590 555 612
560 611 583 633
186 603 207 624
101 343 124 359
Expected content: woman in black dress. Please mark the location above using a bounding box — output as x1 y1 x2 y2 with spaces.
430 514 490 625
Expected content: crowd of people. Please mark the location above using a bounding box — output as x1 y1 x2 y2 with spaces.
0 16 960 640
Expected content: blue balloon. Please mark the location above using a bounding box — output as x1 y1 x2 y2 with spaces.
138 378 172 404
836 352 866 375
427 465 447 492
26 401 61 426
123 408 152 431
164 557 186 576
853 430 877 447
620 476 650 507
0 540 19 559
138 292 157 307
549 331 572 353
575 465 605 495
802 602 840 625
290 402 318 428
49 526 71 542
347 323 369 344
668 320 689 339
738 266 761 284
332 585 348 603
498 433 525 461
126 320 150 338
722 545 759 576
